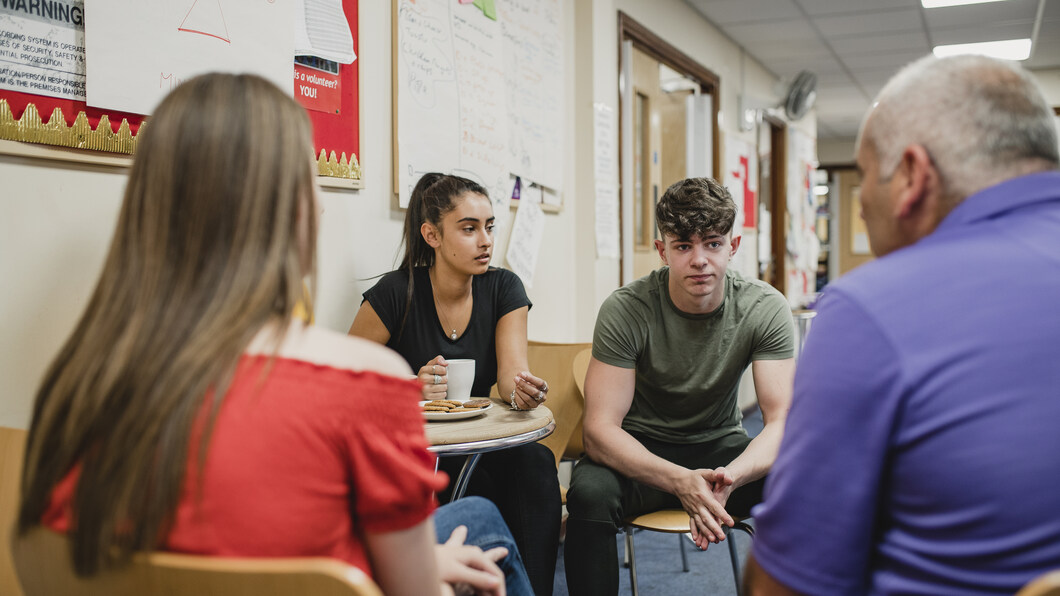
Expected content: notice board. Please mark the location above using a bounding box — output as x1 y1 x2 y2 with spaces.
394 0 565 208
0 0 360 182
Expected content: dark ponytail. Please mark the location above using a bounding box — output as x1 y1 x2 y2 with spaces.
396 173 489 340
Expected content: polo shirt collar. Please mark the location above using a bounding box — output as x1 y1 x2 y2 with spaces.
936 170 1060 232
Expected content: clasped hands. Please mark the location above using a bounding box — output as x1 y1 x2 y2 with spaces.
673 466 736 551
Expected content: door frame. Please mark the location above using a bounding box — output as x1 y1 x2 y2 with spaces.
617 11 720 284
762 113 787 295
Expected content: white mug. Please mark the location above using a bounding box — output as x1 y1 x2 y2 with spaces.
446 359 476 402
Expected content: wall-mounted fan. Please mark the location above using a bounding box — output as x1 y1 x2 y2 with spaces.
738 69 818 131
784 70 818 121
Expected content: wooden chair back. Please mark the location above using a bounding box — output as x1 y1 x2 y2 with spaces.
527 341 592 467
567 347 593 459
1 426 28 596
12 526 383 596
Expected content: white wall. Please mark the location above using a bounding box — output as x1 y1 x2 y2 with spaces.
1031 67 1060 105
0 0 583 430
818 139 856 165
0 0 807 430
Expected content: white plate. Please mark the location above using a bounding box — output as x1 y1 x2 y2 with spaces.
421 401 493 421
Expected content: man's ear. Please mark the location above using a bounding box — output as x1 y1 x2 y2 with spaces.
654 238 668 264
729 234 742 258
893 144 939 221
421 221 442 248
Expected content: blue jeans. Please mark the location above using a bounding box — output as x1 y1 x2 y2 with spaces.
435 496 535 596
438 443 561 595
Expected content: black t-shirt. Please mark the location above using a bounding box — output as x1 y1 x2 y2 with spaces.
362 266 531 396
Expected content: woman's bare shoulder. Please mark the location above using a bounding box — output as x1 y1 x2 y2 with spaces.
249 322 413 378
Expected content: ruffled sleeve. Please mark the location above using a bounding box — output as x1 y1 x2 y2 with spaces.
335 372 449 534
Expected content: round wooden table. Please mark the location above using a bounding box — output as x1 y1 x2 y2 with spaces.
425 397 554 501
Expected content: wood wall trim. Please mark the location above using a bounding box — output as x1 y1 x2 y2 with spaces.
618 11 720 177
770 121 786 296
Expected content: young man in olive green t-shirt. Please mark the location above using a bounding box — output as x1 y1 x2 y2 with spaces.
564 177 796 596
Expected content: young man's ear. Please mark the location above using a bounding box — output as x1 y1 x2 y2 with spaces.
654 238 668 264
421 221 442 248
729 234 742 258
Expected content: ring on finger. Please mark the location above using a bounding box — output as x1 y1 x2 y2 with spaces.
533 390 546 402
433 374 441 385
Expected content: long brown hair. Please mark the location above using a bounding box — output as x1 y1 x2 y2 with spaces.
17 73 318 575
395 173 487 339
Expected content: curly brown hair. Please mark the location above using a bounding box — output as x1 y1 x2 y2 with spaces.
655 177 737 240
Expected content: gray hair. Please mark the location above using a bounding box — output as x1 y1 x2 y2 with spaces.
857 54 1058 201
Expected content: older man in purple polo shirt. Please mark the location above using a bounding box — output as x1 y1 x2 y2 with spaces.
745 54 1060 595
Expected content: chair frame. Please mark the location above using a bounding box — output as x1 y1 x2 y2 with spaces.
622 510 754 596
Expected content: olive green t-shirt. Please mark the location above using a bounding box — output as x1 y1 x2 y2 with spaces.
592 267 794 443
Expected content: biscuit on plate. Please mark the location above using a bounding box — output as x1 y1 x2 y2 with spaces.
464 399 492 408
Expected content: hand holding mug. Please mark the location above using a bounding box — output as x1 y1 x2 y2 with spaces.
418 355 449 399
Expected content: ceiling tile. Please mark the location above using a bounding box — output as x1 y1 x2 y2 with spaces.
842 48 927 70
1026 39 1060 69
829 31 932 55
797 0 918 17
813 70 859 85
684 0 802 25
815 86 871 104
753 43 835 62
815 8 923 37
724 19 818 44
689 0 1060 141
930 21 1036 45
852 67 907 87
923 0 1039 29
1033 18 1060 41
764 55 846 77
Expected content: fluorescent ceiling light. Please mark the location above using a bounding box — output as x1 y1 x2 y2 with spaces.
922 0 1008 8
933 39 1031 60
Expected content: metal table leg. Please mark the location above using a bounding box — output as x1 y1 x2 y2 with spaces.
448 453 483 502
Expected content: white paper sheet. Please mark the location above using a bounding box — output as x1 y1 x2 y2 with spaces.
593 103 617 183
505 198 545 288
395 0 509 209
294 0 355 64
85 0 294 115
595 183 620 259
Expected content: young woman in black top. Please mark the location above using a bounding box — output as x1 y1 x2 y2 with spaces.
350 173 561 595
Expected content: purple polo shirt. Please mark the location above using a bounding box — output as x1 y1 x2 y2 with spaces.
752 171 1060 595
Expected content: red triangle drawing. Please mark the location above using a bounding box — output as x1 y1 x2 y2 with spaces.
178 0 231 44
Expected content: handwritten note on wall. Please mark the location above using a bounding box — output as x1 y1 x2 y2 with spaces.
498 0 563 190
85 1 293 115
505 198 545 287
396 0 565 208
